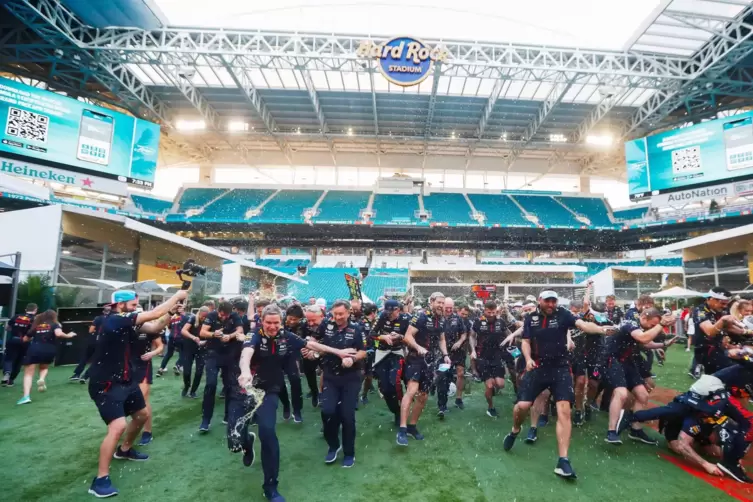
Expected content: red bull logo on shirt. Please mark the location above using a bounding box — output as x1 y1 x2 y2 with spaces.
357 36 449 87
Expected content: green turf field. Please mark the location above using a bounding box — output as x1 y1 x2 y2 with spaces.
0 348 733 501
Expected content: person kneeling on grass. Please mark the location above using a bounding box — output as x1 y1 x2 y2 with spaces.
87 288 187 498
17 310 77 404
235 304 358 502
621 374 753 483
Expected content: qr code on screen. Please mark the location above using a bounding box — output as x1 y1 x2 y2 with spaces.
5 107 49 143
671 146 702 174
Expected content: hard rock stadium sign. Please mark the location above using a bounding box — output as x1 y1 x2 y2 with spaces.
357 36 450 87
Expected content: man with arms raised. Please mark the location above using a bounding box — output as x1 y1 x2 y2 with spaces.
236 305 356 502
397 292 451 446
503 290 609 479
87 288 187 498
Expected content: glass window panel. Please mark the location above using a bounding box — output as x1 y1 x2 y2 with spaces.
686 275 717 292
717 272 751 292
58 258 101 286
716 253 748 273
684 257 715 276
614 279 639 289
104 265 135 283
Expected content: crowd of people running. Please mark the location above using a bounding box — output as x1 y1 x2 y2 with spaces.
3 285 753 501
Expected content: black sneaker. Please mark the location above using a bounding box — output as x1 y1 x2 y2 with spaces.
189 392 198 399
455 398 465 410
79 377 88 385
486 408 499 418
113 446 149 461
293 413 302 424
156 369 164 378
584 405 592 422
573 410 584 427
199 420 210 433
69 375 80 382
406 426 424 440
242 432 256 467
173 365 181 376
503 431 518 451
718 461 753 483
617 410 632 435
554 457 577 479
437 407 445 420
628 428 658 445
264 488 286 502
312 395 319 408
181 388 188 398
525 427 538 443
605 430 622 445
283 409 291 421
360 395 368 405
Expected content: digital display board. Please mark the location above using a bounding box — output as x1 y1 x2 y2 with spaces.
0 76 160 188
626 110 753 200
471 284 497 300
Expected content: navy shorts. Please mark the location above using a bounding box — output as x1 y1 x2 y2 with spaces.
572 357 601 380
518 366 574 403
23 344 56 365
132 360 153 385
450 348 466 368
405 356 433 393
476 358 505 381
88 381 146 424
603 359 644 391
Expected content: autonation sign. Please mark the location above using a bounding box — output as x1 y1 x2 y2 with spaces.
357 37 449 87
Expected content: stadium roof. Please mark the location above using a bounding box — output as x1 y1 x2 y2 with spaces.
2 0 753 179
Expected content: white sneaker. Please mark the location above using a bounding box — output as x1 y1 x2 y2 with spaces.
37 379 47 392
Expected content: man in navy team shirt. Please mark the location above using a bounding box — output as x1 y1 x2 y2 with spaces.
87 288 187 498
503 290 609 480
236 304 357 502
71 305 111 383
198 301 244 433
2 303 37 387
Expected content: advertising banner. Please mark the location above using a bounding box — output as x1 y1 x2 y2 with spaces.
627 110 753 200
0 76 160 188
1 156 128 196
344 273 363 302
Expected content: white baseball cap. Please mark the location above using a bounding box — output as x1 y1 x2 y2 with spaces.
539 290 558 300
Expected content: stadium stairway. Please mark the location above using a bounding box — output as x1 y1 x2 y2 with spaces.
467 194 535 227
555 196 615 228
422 193 476 226
514 195 582 228
371 193 421 226
252 190 323 224
313 190 372 223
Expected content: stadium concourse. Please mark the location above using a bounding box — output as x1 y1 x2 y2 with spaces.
5 0 753 501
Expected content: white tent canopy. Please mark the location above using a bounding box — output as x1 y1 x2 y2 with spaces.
650 286 705 299
80 278 181 292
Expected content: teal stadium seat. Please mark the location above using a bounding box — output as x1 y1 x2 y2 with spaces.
556 197 615 228
467 194 534 227
176 188 227 212
514 196 581 228
314 191 371 223
253 190 323 224
289 268 358 305
195 189 275 222
131 195 172 214
372 194 419 225
362 269 409 301
613 207 649 221
422 193 474 225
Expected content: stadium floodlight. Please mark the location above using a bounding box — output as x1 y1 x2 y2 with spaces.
549 133 567 143
227 121 249 132
347 127 354 136
586 134 613 146
176 120 206 132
